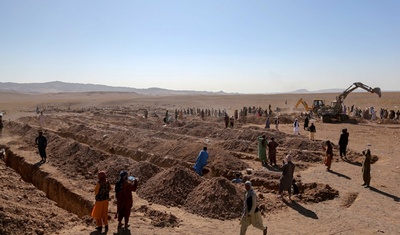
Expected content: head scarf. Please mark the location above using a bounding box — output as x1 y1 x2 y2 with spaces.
286 154 292 162
98 171 107 183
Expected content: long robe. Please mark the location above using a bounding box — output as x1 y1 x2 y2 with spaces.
324 143 333 169
362 150 371 186
293 121 300 134
257 136 267 163
91 181 111 226
117 180 137 223
267 141 279 165
279 161 295 193
194 150 209 176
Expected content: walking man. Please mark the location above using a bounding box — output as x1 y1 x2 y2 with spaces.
338 129 349 161
279 154 295 201
35 130 47 162
240 181 268 235
309 123 316 140
362 145 372 188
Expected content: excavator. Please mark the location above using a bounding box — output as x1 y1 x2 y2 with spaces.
294 98 325 114
294 82 381 123
318 82 381 123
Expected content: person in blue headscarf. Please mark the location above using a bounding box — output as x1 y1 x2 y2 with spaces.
193 147 209 176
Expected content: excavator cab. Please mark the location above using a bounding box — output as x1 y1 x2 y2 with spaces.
313 99 325 108
312 99 325 113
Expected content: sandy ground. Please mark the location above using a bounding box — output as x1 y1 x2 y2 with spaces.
0 91 399 235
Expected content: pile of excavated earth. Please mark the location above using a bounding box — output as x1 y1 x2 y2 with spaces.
0 107 374 234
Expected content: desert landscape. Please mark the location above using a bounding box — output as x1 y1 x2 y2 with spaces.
0 91 399 235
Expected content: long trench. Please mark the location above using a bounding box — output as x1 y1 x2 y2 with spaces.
1 145 93 218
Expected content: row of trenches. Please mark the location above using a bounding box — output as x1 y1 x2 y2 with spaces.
2 108 379 233
1 144 340 224
2 112 352 222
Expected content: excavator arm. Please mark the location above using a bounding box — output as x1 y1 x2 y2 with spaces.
334 82 381 113
294 98 311 111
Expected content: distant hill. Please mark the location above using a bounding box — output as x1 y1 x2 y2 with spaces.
292 88 345 94
0 81 229 95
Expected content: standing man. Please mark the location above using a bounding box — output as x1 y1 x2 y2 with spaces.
279 155 295 201
115 171 138 228
240 181 268 235
267 137 279 166
257 135 268 166
35 130 47 162
38 111 46 130
338 129 349 161
293 118 300 135
265 117 270 129
194 147 209 176
304 116 309 131
309 123 316 140
362 145 372 188
224 113 229 128
275 117 279 130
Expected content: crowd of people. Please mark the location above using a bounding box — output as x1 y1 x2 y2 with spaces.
26 106 375 235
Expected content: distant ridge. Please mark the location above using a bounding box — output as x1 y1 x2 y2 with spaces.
291 88 361 93
0 81 229 95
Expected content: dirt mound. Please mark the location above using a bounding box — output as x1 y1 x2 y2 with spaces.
94 155 138 183
136 205 181 228
137 165 203 206
297 182 339 203
184 177 245 220
130 161 162 184
208 155 250 179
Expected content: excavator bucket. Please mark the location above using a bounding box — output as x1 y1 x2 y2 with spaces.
373 87 382 98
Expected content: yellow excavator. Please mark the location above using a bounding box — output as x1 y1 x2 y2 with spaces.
294 82 381 123
294 98 325 114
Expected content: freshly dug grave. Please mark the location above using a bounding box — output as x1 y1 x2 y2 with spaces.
137 165 203 207
184 177 245 220
0 161 82 235
296 182 339 203
135 205 181 228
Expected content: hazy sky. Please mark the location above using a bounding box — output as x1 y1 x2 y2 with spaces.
0 1 398 93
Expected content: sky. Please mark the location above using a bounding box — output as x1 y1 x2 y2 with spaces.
0 0 399 93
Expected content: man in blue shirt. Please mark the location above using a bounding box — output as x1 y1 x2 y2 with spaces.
194 147 209 176
232 173 243 184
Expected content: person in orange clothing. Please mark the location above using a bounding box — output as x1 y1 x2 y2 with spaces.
115 171 138 229
324 140 333 171
91 171 111 232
